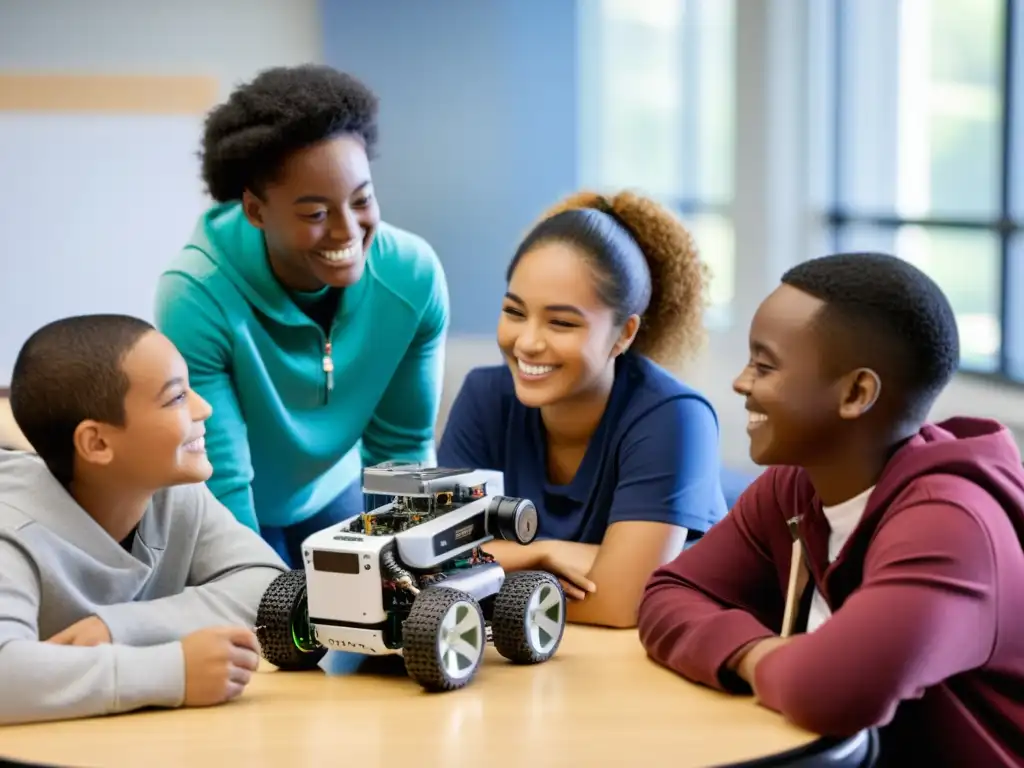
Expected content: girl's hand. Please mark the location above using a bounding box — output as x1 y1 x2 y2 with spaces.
536 547 597 601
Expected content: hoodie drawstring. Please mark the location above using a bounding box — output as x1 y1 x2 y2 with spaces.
322 339 334 404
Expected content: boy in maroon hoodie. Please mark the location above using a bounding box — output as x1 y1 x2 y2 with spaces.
638 253 1024 766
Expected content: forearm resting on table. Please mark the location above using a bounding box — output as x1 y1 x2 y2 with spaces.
484 538 646 628
0 639 184 725
568 521 690 629
563 559 648 629
95 567 283 646
564 589 636 628
482 539 597 573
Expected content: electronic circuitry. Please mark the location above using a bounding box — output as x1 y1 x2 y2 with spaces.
345 479 488 536
341 483 498 647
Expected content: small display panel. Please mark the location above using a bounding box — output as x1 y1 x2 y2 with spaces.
312 549 360 574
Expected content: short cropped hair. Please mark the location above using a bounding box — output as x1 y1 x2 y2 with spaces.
10 314 154 486
781 252 960 422
199 64 379 202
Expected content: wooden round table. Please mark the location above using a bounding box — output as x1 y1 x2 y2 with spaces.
0 627 826 767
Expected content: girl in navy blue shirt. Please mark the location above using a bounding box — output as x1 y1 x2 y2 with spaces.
438 190 727 628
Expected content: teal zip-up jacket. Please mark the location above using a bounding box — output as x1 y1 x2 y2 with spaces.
154 202 449 532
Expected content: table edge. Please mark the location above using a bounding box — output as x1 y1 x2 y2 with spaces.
0 731 875 768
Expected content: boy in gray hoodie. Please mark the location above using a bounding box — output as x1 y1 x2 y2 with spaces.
0 314 288 725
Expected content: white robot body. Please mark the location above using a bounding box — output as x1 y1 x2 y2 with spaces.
256 464 566 691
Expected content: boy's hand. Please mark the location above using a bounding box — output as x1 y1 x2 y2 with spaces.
731 636 793 693
46 616 112 646
181 626 262 708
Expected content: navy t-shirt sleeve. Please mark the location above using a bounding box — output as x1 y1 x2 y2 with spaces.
437 368 502 470
608 395 724 532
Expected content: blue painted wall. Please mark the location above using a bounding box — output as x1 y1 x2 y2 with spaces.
320 0 580 335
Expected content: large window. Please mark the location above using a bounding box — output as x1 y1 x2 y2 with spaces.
580 0 737 328
820 0 1024 381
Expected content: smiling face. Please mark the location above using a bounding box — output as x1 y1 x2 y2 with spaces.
732 284 859 467
242 134 380 291
497 241 638 408
75 331 214 489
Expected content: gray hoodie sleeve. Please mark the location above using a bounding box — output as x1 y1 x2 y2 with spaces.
0 541 185 725
94 484 287 647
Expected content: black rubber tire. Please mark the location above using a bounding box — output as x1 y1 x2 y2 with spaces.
402 587 485 692
491 571 566 664
255 569 327 671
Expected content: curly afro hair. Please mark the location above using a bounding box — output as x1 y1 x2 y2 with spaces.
510 190 710 369
199 64 379 203
782 252 960 422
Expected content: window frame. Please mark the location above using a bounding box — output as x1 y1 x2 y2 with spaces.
580 0 738 327
824 0 1024 386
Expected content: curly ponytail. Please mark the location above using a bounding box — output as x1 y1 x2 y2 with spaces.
512 189 710 369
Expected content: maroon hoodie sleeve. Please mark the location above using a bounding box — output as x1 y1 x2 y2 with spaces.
637 471 786 692
753 492 999 737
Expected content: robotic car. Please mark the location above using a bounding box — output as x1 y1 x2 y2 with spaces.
255 464 567 691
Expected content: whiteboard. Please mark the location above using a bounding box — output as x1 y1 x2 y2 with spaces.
0 113 211 385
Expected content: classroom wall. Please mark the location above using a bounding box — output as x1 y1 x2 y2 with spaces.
0 0 321 100
0 0 323 386
319 0 580 337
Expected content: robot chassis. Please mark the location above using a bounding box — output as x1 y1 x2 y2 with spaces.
255 464 567 691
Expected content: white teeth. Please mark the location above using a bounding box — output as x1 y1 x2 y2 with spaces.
183 437 206 452
748 413 768 424
517 360 557 377
320 245 359 264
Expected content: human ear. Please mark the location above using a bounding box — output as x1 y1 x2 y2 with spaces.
241 189 266 229
72 420 115 468
837 368 881 420
610 314 641 357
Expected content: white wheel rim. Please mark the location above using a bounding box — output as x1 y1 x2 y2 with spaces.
438 601 484 680
526 582 563 654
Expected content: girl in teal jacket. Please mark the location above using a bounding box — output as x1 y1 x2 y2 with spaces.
155 66 449 567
